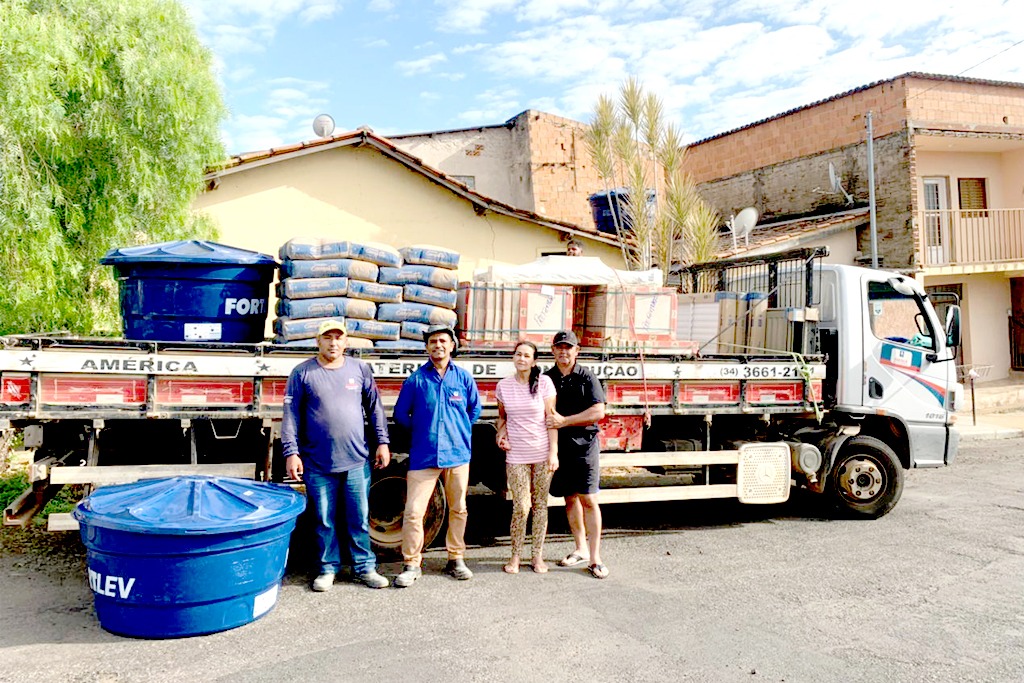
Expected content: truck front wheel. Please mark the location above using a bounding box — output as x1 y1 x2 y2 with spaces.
368 459 446 560
829 436 904 519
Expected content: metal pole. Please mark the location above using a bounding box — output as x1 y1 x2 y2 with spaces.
866 111 879 269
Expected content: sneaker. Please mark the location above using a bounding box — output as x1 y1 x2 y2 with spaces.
444 558 473 581
393 565 422 588
311 572 336 592
355 570 389 589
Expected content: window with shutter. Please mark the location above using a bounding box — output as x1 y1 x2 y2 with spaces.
958 178 988 218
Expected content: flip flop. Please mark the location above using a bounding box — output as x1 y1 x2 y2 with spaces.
588 563 609 579
530 561 549 574
502 563 520 574
558 551 589 567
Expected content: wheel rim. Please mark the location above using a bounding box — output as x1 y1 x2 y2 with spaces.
368 474 447 550
836 456 886 504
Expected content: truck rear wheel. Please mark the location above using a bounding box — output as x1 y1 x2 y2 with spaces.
829 436 904 519
368 459 446 560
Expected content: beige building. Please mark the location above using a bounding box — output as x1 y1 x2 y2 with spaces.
194 129 625 332
684 72 1024 382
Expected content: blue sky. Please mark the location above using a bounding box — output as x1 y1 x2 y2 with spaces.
181 0 1024 155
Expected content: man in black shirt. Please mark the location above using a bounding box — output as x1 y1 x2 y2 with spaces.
544 330 608 579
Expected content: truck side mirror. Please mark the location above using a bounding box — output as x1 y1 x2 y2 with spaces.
945 305 961 348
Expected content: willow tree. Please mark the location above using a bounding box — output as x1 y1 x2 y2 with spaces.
585 77 720 279
0 0 225 335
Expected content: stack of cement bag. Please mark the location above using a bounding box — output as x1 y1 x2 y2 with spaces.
273 239 460 352
374 245 460 351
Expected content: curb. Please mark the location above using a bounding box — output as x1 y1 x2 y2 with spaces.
958 427 1024 443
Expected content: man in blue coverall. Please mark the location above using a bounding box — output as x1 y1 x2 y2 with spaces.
392 324 481 588
282 319 392 592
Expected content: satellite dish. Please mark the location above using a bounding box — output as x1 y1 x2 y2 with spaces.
312 114 335 138
728 207 759 249
828 162 854 204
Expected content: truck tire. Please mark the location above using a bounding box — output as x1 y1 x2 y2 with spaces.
368 459 446 560
829 435 904 519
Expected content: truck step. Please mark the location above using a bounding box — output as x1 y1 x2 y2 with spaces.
48 463 257 486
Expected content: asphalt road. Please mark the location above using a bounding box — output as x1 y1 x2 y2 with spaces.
1 439 1022 683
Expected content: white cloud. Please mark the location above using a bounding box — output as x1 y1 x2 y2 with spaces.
365 38 390 48
435 0 518 33
396 52 448 76
421 91 443 100
368 0 395 11
456 88 521 123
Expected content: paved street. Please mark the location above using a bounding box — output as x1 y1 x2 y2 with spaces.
1 438 1023 683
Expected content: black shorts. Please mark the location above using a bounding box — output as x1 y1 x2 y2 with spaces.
549 438 600 497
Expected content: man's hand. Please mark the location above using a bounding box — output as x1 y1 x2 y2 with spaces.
546 411 567 429
375 444 391 469
285 454 303 480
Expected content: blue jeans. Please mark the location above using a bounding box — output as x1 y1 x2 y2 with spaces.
304 462 376 575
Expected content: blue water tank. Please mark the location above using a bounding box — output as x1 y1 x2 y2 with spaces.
100 240 278 343
73 476 305 638
587 189 656 235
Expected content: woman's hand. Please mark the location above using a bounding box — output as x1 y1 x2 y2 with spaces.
497 434 511 451
547 453 559 472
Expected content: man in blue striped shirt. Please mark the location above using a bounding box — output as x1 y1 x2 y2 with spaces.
392 325 481 587
282 319 391 592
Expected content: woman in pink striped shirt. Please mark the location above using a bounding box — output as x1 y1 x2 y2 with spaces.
495 341 559 573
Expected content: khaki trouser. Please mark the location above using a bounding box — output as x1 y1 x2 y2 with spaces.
401 464 470 567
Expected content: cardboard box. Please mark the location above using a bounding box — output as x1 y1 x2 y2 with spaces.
765 308 794 352
745 293 769 352
457 283 573 347
677 292 719 354
576 286 677 350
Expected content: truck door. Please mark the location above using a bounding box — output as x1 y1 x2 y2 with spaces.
861 279 953 466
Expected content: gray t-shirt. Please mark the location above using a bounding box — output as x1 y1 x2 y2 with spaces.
281 357 389 473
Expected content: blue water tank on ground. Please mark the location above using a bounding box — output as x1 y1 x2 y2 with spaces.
73 476 305 638
100 240 278 343
587 189 656 235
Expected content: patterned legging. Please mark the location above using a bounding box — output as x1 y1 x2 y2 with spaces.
506 462 553 559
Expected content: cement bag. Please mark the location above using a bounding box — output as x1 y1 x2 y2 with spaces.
274 317 339 341
399 245 460 269
378 265 459 290
282 258 379 281
350 241 403 268
401 321 429 340
277 277 348 300
377 303 458 327
374 339 426 351
346 318 400 341
276 297 376 320
279 237 354 260
403 284 457 310
347 280 403 304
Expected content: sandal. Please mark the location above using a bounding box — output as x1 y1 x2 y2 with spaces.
557 551 589 567
530 561 549 573
588 563 609 579
502 562 520 574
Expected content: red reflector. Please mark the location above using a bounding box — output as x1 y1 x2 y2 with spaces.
39 375 146 405
605 382 672 405
678 382 740 404
376 379 404 403
598 415 644 452
1 373 31 404
476 381 498 405
811 379 823 401
261 378 288 405
746 381 803 404
155 378 253 406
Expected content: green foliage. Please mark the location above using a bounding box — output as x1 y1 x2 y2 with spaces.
0 0 225 335
585 77 721 278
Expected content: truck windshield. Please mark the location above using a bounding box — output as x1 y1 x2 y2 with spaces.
867 281 934 350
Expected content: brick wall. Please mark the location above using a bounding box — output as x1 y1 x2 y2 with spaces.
697 130 916 268
685 81 908 184
907 78 1024 132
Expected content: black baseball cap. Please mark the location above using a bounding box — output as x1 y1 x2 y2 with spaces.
552 330 579 347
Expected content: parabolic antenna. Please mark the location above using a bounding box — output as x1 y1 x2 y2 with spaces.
730 207 759 248
312 114 335 138
828 161 854 204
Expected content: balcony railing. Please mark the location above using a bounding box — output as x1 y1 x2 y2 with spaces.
918 208 1024 267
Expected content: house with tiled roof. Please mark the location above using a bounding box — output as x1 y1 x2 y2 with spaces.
684 72 1024 383
193 128 626 330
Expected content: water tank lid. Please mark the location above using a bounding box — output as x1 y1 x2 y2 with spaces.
72 476 305 534
100 240 278 267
